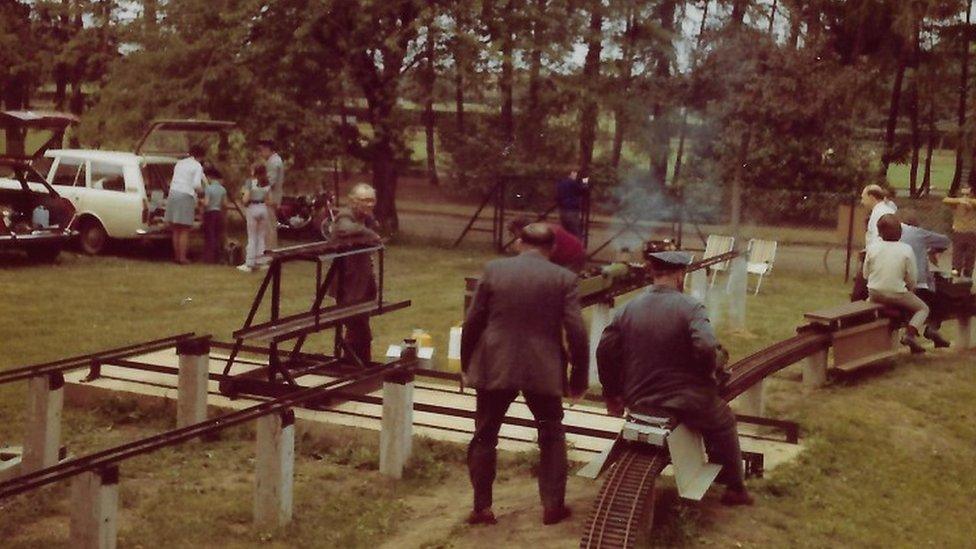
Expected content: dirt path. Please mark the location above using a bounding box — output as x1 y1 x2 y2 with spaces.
382 471 602 549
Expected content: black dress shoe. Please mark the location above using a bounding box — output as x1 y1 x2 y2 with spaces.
466 508 497 525
924 328 951 348
542 506 571 525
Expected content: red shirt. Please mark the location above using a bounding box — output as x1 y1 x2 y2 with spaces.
549 223 585 270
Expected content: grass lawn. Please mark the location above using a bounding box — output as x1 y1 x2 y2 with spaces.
1 240 975 547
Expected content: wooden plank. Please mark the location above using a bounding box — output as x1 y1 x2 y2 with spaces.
833 318 896 371
804 301 882 324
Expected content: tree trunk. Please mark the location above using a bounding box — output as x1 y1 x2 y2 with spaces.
879 56 907 177
611 9 636 169
578 4 603 175
673 0 710 184
922 91 936 196
649 0 677 187
423 20 439 185
371 140 400 234
730 0 749 27
768 0 778 34
951 0 974 196
787 1 801 48
908 76 921 197
144 0 157 27
526 0 546 154
499 0 515 144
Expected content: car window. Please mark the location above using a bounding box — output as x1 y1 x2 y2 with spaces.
143 162 175 195
51 158 85 187
91 161 126 192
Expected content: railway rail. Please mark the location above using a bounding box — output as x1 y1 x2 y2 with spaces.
580 326 831 548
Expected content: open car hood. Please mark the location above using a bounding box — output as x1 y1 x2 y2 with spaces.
1 110 79 160
134 119 236 157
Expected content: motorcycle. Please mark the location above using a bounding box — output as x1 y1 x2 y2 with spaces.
275 191 337 241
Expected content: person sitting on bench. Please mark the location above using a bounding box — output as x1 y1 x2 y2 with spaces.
596 251 752 506
899 210 952 348
864 214 929 354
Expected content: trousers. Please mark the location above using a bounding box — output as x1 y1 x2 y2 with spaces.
868 289 929 333
202 210 225 263
559 208 583 239
342 314 372 364
245 204 269 267
952 231 976 277
468 390 567 512
633 390 744 489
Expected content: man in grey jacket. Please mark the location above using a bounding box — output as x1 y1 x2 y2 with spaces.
597 251 752 506
461 223 589 526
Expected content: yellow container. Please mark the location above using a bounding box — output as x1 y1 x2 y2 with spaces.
411 329 433 349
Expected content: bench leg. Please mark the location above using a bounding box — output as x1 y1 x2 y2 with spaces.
70 466 119 549
254 410 295 529
23 373 64 473
803 349 828 390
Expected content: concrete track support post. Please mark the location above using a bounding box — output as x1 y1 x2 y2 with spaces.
736 380 765 417
380 340 417 479
254 409 295 529
803 348 829 390
589 301 612 384
728 255 747 332
176 337 211 429
23 372 64 473
70 466 119 549
958 315 973 350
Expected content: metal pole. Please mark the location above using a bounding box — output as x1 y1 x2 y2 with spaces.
844 194 856 282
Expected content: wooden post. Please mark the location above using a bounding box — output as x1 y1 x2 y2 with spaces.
588 301 612 385
254 409 295 529
23 372 64 473
958 315 973 350
70 466 119 549
803 348 829 390
380 340 416 479
176 337 211 429
736 380 765 417
727 254 747 332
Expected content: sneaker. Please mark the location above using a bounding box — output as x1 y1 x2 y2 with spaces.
720 487 754 506
466 508 497 525
542 505 571 525
900 336 926 354
924 328 951 349
236 264 253 272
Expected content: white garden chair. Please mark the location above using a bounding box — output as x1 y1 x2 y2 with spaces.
746 238 777 294
704 234 735 287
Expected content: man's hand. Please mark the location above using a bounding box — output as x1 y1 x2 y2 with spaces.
605 396 625 417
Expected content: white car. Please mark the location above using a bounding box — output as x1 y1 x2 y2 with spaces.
40 119 235 254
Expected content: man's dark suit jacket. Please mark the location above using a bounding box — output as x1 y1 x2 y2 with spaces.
327 208 380 304
461 249 589 397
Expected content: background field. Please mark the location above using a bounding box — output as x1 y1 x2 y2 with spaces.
2 239 975 547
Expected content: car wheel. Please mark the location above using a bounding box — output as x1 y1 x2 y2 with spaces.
78 219 108 255
26 245 62 263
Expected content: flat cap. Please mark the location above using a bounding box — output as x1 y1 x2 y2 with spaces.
647 251 693 271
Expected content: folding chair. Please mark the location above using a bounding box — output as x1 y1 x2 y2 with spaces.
746 238 777 294
704 234 735 288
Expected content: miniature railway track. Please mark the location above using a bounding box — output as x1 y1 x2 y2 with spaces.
580 327 831 548
580 446 668 549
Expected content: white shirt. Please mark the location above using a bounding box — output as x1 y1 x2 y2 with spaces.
865 199 897 247
169 157 205 197
864 240 917 293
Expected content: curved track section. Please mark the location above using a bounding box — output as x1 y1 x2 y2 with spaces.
580 327 831 548
721 328 831 401
580 446 669 549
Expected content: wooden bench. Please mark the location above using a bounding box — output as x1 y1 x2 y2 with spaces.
803 301 898 374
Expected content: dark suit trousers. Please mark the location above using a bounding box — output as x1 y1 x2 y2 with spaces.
634 392 744 490
342 315 372 364
468 390 567 512
677 397 744 490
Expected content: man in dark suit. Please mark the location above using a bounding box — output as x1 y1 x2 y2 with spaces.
328 183 380 363
461 223 589 526
597 251 752 506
